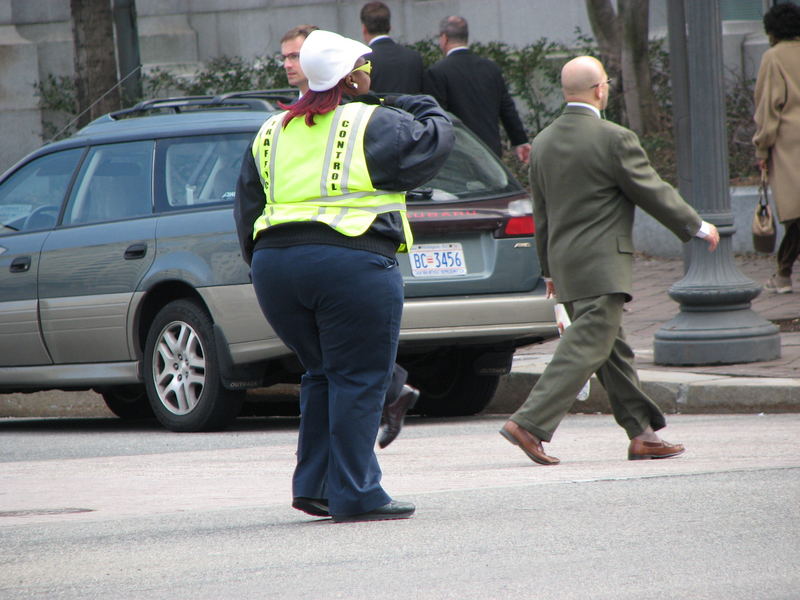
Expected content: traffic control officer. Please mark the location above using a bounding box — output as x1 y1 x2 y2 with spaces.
234 29 453 522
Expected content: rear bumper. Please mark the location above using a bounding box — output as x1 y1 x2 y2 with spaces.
399 291 557 348
210 284 558 365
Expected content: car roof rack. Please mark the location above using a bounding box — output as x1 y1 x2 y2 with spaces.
108 89 299 119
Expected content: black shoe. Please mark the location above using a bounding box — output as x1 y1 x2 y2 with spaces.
332 500 415 523
378 385 420 449
292 497 330 517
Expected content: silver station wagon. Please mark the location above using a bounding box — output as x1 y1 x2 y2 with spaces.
0 92 556 431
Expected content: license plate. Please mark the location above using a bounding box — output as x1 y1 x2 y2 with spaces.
409 243 467 277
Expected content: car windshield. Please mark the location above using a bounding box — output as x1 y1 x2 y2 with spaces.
410 124 521 202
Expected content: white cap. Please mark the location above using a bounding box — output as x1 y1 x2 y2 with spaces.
300 30 372 92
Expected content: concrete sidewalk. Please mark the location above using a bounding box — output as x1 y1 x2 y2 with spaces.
492 253 800 415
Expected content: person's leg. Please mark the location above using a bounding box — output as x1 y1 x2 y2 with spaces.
776 218 800 278
250 248 330 502
593 320 684 459
384 364 408 408
510 294 624 442
304 247 402 517
378 363 419 449
593 327 667 439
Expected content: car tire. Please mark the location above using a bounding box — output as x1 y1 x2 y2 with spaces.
410 349 501 417
143 299 243 432
100 385 154 420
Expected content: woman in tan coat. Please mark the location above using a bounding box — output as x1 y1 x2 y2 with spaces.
753 3 800 294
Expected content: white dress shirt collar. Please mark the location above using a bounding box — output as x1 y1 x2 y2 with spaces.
368 35 391 46
567 101 601 118
446 46 469 57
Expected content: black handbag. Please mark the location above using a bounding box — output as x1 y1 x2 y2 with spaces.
752 172 776 254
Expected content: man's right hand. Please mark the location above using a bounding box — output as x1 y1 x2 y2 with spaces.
704 223 720 252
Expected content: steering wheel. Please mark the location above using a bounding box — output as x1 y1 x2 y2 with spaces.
22 205 60 231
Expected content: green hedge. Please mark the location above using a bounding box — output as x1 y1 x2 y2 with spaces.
37 32 758 187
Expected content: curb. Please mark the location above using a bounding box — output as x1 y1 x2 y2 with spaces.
487 366 800 415
3 368 798 419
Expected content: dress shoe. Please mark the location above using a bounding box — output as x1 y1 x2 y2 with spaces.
378 384 420 449
332 500 415 523
499 420 560 465
292 497 330 517
628 438 685 460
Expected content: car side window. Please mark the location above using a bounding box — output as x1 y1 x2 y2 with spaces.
155 133 252 212
0 148 83 234
62 140 154 226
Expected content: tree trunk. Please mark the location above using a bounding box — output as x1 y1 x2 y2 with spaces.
71 0 121 128
585 0 626 125
585 0 621 77
619 0 659 134
586 0 659 136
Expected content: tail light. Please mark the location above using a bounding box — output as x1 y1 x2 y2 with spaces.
501 216 535 236
495 199 535 238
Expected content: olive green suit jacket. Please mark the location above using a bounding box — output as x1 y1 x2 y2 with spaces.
529 105 702 303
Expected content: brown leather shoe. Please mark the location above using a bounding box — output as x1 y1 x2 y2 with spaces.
628 438 685 460
378 384 419 449
499 420 560 465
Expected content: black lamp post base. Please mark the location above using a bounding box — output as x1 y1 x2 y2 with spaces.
654 308 781 365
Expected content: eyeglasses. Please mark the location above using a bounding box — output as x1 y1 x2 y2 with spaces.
278 52 300 63
351 60 372 75
590 78 613 89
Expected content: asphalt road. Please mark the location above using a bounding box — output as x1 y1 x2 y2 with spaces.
1 413 798 599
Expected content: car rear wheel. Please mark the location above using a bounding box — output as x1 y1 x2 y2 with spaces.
409 348 501 417
100 385 154 419
143 299 243 432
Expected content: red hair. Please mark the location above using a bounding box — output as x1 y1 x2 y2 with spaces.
280 88 343 128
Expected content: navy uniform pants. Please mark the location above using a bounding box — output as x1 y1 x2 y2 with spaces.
250 244 402 517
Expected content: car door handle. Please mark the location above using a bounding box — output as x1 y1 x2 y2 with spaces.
124 243 147 260
10 256 31 273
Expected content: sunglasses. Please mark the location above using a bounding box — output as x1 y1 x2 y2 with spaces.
351 60 372 75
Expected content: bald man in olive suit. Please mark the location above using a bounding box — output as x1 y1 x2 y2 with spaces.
500 56 720 465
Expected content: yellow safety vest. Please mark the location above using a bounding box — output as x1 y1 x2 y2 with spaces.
251 102 413 251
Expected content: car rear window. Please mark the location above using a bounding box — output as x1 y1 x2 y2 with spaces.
416 125 522 202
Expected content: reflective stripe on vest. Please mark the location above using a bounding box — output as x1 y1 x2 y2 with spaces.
251 103 413 251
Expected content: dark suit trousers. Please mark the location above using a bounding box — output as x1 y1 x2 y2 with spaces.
385 363 409 407
511 294 666 442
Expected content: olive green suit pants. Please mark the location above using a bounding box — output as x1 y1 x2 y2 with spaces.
511 294 666 442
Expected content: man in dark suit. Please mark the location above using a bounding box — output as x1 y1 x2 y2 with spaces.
357 4 425 446
424 15 530 163
360 2 424 95
500 56 720 464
